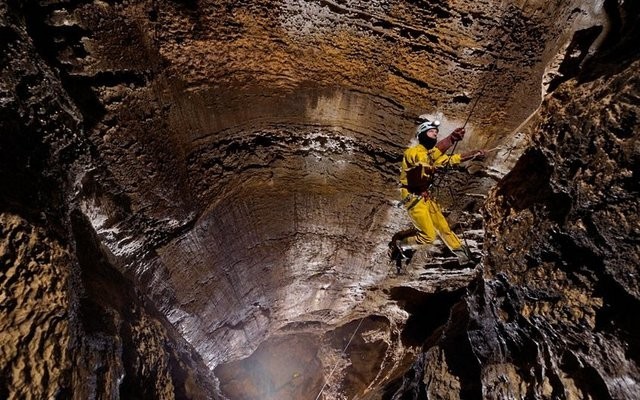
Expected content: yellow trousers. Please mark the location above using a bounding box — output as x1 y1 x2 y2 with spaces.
401 190 462 251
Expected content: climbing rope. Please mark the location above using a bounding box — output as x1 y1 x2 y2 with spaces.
314 316 367 400
446 186 476 260
314 27 510 400
450 64 494 162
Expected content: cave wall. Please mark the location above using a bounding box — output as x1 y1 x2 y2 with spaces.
404 3 640 398
3 0 638 399
40 0 609 378
0 2 217 398
475 60 640 398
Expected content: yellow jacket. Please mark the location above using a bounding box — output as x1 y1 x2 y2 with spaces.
399 144 461 193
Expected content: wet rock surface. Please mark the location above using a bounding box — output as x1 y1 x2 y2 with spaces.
2 0 639 399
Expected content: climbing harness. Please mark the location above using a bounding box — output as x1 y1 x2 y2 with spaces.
398 192 423 210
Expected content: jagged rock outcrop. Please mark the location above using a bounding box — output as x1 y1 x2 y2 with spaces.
1 0 638 399
475 61 640 399
394 6 640 399
1 3 215 398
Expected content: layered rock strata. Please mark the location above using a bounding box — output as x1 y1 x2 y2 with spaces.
1 2 215 398
392 4 640 398
2 0 638 399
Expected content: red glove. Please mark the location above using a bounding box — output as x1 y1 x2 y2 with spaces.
451 127 465 142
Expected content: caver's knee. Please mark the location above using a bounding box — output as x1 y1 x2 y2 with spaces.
391 228 418 243
415 230 436 244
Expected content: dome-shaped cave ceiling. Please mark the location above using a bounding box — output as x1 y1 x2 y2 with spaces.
5 0 640 399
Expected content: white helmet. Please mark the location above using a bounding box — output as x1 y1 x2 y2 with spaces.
416 119 440 139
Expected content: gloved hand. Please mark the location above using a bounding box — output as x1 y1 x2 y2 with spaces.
474 149 487 160
451 127 465 142
421 165 436 175
461 149 486 161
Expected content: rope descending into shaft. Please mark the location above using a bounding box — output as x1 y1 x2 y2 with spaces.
314 316 367 400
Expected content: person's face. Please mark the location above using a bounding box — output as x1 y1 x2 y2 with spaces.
426 128 439 139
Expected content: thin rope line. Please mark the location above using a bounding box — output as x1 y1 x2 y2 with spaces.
314 316 367 400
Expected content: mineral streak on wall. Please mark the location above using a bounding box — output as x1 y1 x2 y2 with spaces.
1 0 639 399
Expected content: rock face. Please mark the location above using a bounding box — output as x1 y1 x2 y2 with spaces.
476 62 640 399
0 2 215 398
1 0 639 399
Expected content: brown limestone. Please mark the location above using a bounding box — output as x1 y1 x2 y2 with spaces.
475 58 640 399
2 0 639 399
0 214 72 399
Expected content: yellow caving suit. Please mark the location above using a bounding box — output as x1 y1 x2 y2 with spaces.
399 144 462 250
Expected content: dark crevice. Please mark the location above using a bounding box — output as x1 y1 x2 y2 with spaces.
404 0 452 19
547 26 603 93
496 148 553 210
20 1 105 129
390 286 466 347
19 1 153 130
171 0 199 12
0 111 68 237
21 3 90 70
575 364 613 400
440 301 483 400
60 78 106 129
389 65 431 90
67 70 149 88
385 295 482 400
452 94 472 104
70 210 215 398
553 231 605 272
559 351 611 399
609 109 637 139
0 26 20 63
381 353 427 400
495 146 574 225
594 274 640 364
579 0 640 82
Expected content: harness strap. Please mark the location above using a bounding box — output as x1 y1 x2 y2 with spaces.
400 192 429 211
